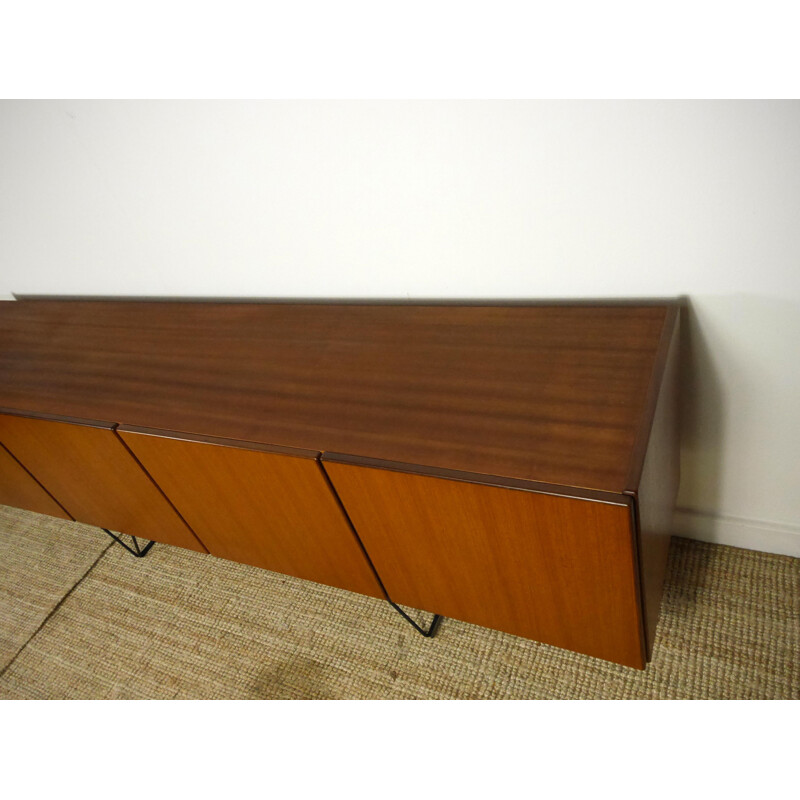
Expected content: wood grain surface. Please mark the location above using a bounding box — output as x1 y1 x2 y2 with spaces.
324 461 645 668
0 442 72 520
0 300 672 493
0 413 207 552
118 426 384 598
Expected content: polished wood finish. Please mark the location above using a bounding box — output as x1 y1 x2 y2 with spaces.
323 461 645 668
117 426 384 598
0 442 71 520
625 304 681 492
0 412 207 552
0 298 681 667
321 452 627 504
116 425 320 459
0 300 670 494
628 314 681 657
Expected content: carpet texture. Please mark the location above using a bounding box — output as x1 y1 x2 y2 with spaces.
0 504 797 699
0 506 111 671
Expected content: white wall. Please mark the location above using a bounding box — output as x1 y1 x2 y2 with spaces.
1 100 798 555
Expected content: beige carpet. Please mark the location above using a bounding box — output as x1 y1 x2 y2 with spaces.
0 507 111 671
0 504 797 699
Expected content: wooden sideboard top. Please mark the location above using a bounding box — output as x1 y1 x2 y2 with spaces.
0 299 677 494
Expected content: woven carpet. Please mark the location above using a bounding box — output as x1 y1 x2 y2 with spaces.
0 507 110 671
0 504 797 699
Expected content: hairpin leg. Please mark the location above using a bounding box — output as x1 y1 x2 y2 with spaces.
388 600 442 638
102 528 155 558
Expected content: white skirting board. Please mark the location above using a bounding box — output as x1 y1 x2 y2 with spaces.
674 508 800 558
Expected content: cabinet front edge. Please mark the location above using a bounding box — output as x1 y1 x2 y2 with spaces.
0 406 116 430
117 424 321 460
322 452 631 506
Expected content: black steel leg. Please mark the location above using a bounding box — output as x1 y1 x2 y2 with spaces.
388 600 442 638
102 528 155 558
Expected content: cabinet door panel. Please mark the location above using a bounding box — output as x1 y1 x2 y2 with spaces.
324 461 645 668
0 442 71 520
118 427 384 599
0 413 206 552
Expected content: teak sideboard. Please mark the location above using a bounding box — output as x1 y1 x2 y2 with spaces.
0 299 680 669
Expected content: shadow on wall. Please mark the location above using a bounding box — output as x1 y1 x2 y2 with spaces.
672 297 724 589
675 293 800 546
677 296 725 520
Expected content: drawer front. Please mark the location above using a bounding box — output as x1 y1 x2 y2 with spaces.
0 442 71 520
117 428 384 599
324 462 645 668
0 413 206 552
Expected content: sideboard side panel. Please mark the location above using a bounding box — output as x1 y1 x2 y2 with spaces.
0 413 207 552
324 462 645 668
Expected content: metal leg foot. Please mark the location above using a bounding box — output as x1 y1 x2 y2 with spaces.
102 529 155 558
388 600 442 638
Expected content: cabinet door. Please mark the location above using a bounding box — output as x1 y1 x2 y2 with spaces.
0 412 207 552
117 427 384 599
324 459 646 668
0 442 71 520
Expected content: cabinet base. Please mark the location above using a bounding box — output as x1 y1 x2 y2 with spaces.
102 528 155 558
389 600 442 638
